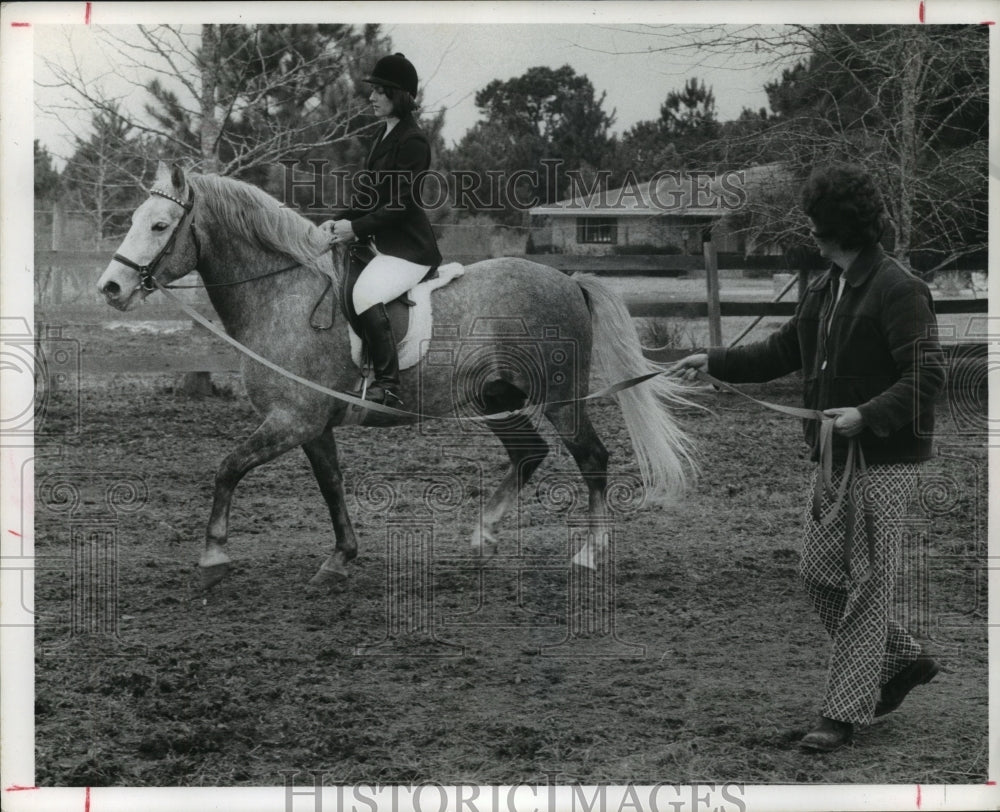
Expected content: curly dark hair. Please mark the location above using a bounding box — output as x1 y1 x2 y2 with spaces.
801 163 886 250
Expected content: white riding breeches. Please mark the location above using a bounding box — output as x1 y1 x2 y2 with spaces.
352 253 432 314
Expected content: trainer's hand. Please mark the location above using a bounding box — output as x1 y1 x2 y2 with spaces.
666 353 708 383
823 406 865 437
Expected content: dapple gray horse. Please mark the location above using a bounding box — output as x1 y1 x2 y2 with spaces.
98 163 694 591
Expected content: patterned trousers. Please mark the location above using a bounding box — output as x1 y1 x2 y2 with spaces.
799 462 922 725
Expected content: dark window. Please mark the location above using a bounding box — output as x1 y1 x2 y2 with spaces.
576 217 618 244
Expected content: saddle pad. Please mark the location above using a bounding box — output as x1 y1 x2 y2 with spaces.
348 262 465 371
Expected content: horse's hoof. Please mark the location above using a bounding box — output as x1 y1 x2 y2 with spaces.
470 542 499 562
308 565 349 590
470 528 499 561
308 551 352 590
200 562 231 591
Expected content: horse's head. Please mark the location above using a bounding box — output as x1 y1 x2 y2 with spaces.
98 162 200 311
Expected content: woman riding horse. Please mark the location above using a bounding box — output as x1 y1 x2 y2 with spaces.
321 53 441 408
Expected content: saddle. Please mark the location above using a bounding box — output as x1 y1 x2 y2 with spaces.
340 243 439 348
331 247 464 426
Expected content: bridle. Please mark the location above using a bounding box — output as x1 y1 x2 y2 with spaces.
112 184 338 329
112 187 200 293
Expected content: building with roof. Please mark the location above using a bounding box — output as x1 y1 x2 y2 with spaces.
527 164 792 258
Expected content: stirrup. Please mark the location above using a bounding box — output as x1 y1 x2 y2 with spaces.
364 383 403 408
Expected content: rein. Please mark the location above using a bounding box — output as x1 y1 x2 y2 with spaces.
151 278 667 421
163 258 337 331
155 265 875 589
694 369 875 587
163 261 313 289
125 193 872 583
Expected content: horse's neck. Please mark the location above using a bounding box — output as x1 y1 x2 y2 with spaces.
193 200 340 341
197 225 292 332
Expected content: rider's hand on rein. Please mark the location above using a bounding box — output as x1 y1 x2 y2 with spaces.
326 219 355 245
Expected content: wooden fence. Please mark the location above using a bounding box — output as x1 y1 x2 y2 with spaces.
34 249 987 376
33 250 703 306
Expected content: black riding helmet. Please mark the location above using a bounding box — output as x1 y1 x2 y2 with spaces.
364 52 418 97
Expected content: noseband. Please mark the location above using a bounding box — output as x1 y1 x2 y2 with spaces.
113 187 199 292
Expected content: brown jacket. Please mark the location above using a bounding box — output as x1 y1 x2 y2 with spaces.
708 244 945 464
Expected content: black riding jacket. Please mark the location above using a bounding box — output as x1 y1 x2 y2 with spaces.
339 112 442 267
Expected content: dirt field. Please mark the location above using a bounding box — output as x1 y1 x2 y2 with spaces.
31 315 988 788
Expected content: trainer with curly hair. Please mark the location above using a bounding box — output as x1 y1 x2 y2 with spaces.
671 162 945 752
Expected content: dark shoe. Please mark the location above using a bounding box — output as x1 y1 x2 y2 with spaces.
875 654 940 717
358 303 402 407
800 717 854 752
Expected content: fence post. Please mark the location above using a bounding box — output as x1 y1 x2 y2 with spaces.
51 201 64 251
797 268 810 300
51 266 63 305
703 238 722 347
178 371 214 397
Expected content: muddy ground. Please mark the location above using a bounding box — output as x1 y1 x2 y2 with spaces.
31 316 988 787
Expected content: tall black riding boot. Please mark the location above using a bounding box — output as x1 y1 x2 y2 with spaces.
358 303 402 407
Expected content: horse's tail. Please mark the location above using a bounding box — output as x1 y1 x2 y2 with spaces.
573 273 697 501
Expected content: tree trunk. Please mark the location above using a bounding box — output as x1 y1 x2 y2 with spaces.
895 28 924 262
94 159 107 249
51 200 64 251
180 24 222 396
198 23 222 173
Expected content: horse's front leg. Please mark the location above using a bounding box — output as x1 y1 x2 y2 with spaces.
201 413 318 590
302 430 358 589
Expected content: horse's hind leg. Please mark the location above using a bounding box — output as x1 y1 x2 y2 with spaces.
201 413 318 590
302 431 357 588
473 413 549 557
545 404 610 570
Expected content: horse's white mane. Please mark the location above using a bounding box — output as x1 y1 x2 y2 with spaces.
188 173 334 272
